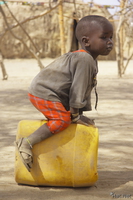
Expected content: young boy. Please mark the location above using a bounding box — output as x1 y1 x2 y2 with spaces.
15 15 113 171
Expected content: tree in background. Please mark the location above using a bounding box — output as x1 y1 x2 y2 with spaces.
115 0 133 77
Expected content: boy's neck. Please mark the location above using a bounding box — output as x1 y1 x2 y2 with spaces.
81 49 97 60
73 49 97 60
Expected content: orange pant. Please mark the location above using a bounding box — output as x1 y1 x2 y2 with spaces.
28 93 71 134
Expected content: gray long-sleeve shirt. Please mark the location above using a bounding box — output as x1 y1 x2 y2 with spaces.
29 51 98 111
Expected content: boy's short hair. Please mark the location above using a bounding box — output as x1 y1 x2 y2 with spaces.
75 15 112 42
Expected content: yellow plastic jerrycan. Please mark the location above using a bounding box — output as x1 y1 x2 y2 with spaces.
15 120 99 187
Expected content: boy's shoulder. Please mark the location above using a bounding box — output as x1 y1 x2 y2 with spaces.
70 50 94 63
64 50 93 59
54 51 94 67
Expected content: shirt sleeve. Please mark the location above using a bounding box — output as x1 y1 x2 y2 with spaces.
79 95 92 114
69 52 94 109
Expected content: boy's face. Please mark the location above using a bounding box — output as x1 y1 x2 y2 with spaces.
85 22 113 59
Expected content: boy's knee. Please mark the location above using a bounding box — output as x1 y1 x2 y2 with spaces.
60 119 71 129
48 118 71 134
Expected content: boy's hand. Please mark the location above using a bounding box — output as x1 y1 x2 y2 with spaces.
76 115 95 127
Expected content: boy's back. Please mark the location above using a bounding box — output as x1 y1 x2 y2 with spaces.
29 51 97 111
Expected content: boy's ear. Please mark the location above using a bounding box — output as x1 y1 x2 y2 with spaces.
81 36 90 47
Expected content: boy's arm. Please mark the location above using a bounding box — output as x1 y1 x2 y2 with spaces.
69 53 95 109
70 107 80 122
69 53 96 127
70 107 95 127
70 107 79 114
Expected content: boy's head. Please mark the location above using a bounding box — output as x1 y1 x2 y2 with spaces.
75 15 113 59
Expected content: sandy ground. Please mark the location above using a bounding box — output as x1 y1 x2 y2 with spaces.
0 58 133 200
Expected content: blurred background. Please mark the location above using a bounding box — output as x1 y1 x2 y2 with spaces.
0 0 132 78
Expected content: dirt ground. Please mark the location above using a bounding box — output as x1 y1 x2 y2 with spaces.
0 58 133 200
